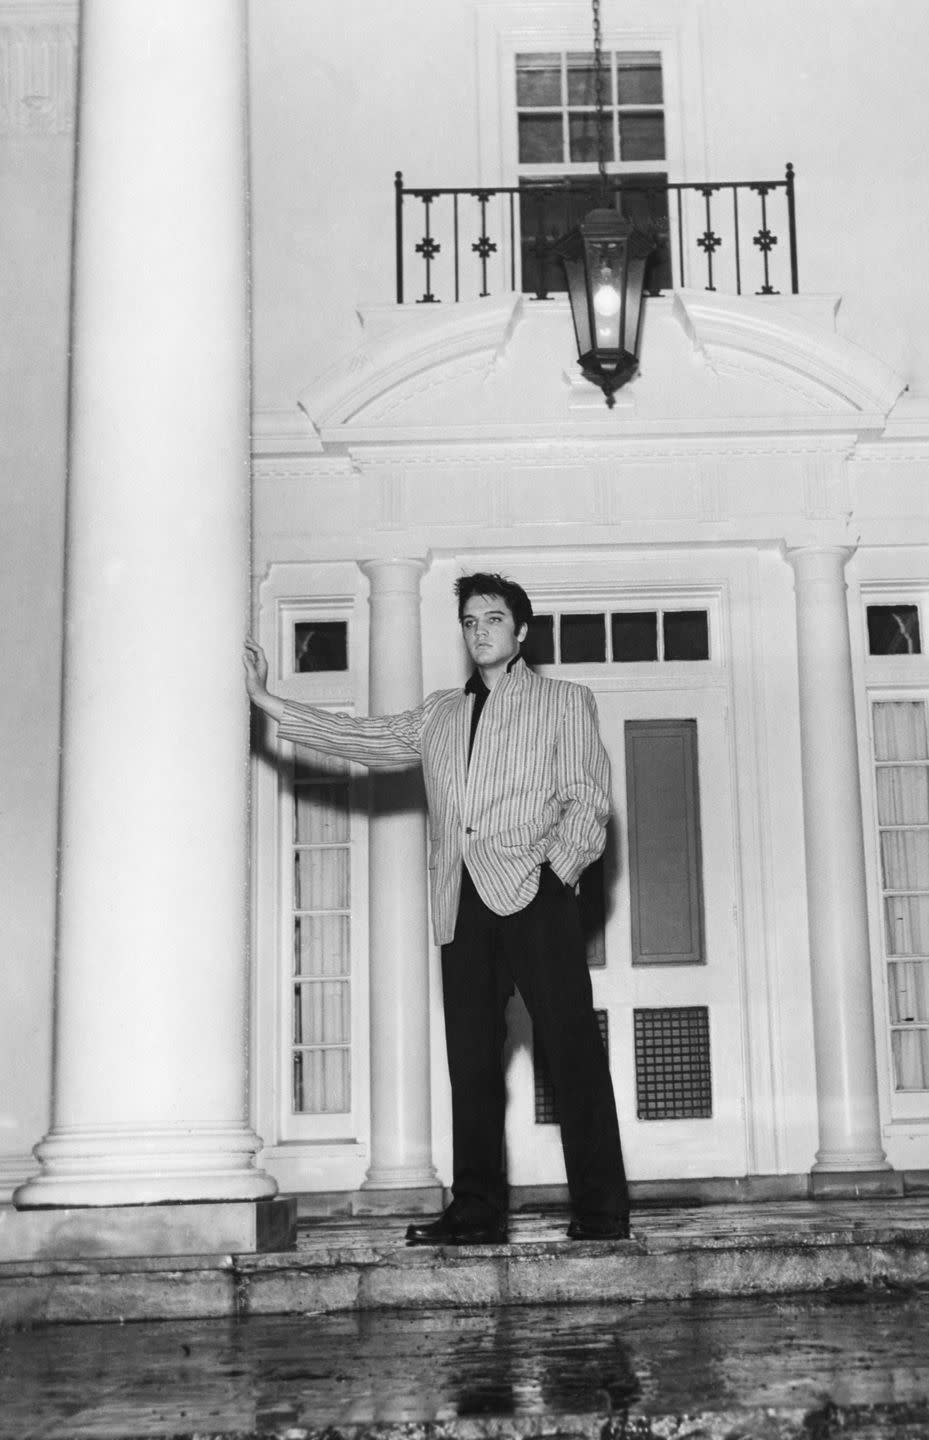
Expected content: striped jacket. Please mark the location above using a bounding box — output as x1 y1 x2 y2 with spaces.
277 657 611 946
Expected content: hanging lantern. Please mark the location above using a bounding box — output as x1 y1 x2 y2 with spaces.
554 209 653 407
555 0 656 407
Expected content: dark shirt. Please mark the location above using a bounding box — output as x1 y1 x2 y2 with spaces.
464 654 522 765
461 655 523 903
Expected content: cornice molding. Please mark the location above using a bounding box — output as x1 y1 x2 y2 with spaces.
298 295 524 437
673 291 906 417
0 3 76 136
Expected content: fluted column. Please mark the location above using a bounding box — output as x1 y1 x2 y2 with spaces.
15 1 275 1206
359 560 440 1193
788 546 889 1176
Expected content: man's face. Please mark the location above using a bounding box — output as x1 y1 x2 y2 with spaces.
460 593 527 672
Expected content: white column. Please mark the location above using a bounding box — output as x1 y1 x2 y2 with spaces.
359 560 440 1192
788 546 889 1174
15 1 275 1206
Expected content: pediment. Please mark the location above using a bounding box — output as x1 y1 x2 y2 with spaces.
298 290 906 446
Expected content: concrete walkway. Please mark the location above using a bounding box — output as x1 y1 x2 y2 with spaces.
3 1288 929 1438
4 1198 929 1326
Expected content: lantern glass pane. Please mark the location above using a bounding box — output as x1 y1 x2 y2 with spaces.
586 236 626 353
619 111 666 161
562 256 593 355
621 254 647 355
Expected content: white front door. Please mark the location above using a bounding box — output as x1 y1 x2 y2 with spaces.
504 682 748 1185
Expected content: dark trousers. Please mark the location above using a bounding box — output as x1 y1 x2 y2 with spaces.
440 866 628 1223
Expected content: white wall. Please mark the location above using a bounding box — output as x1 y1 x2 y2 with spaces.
0 122 72 1191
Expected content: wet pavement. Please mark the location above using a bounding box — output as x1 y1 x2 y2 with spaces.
3 1287 929 1439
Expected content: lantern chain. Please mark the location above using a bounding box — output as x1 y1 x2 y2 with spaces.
592 0 609 206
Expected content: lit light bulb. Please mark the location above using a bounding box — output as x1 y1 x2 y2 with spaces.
593 282 621 318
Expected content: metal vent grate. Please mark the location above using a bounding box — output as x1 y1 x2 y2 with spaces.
534 1010 609 1125
634 1006 712 1119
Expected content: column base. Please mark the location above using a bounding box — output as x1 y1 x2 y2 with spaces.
361 1161 442 1191
12 1123 278 1209
352 1184 445 1216
0 1197 296 1263
810 1168 904 1200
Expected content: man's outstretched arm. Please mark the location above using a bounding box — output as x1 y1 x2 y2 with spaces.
243 638 423 769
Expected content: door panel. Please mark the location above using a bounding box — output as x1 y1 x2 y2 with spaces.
505 685 747 1184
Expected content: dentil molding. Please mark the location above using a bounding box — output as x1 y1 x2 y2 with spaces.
0 3 76 136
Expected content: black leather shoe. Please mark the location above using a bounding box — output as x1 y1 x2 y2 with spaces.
566 1215 630 1241
405 1209 508 1246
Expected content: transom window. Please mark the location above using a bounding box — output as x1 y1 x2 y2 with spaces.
525 609 709 665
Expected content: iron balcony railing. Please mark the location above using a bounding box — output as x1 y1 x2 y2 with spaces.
395 164 798 306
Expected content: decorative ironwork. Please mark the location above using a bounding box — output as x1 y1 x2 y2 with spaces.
394 166 800 306
696 186 721 293
413 190 441 303
470 190 497 298
751 183 778 294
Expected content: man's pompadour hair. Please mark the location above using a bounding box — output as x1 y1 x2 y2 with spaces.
454 573 533 632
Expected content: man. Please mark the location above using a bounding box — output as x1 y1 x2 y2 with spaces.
244 572 629 1244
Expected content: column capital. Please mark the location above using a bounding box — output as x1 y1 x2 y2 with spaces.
359 557 430 590
785 544 857 578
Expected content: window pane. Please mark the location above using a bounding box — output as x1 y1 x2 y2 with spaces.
877 767 929 826
617 53 664 105
888 961 929 1024
516 53 562 106
873 702 928 761
663 610 709 661
560 613 606 663
524 614 555 666
566 52 613 106
884 895 929 956
867 605 921 655
294 914 350 977
293 980 350 1046
294 783 349 844
294 621 347 672
881 832 929 891
611 611 658 661
568 112 614 164
518 113 564 164
619 111 666 161
891 1028 929 1091
294 849 349 911
293 1048 350 1113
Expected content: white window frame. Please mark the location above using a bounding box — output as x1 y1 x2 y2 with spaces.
275 598 366 1143
858 577 929 1124
251 565 371 1173
476 1 707 188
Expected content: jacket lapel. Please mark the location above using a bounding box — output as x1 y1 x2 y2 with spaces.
451 690 471 821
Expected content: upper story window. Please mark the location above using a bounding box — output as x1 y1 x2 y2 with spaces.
516 51 665 169
515 49 671 295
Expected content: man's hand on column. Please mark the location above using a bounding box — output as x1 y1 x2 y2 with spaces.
243 638 285 721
